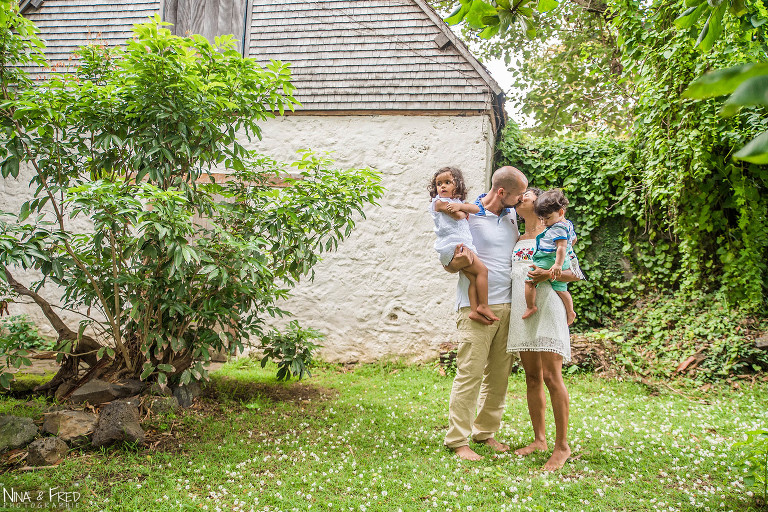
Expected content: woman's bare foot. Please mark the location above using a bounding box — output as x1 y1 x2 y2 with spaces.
543 445 571 471
522 306 538 319
468 311 494 325
477 437 509 452
514 440 547 456
476 305 500 322
566 310 576 326
452 445 483 461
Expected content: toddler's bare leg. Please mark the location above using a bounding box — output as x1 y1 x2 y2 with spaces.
461 256 499 323
556 290 576 325
522 281 538 319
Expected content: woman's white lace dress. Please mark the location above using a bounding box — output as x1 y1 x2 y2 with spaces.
506 238 571 361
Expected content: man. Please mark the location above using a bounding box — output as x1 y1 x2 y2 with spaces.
443 165 528 461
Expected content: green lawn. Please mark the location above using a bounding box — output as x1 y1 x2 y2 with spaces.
1 360 766 511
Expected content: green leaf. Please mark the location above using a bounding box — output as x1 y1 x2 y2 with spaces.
720 75 768 116
479 23 500 39
733 130 768 163
538 0 559 13
140 364 155 380
445 0 472 25
465 0 498 30
683 63 768 99
0 372 13 390
697 3 727 51
729 0 747 17
19 201 31 222
674 4 707 30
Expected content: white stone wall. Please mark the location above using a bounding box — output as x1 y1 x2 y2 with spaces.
247 114 496 362
0 114 497 362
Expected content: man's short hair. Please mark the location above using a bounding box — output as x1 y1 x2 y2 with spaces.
491 166 525 192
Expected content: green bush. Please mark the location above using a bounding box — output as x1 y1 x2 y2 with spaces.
260 321 323 381
597 293 768 384
0 314 52 351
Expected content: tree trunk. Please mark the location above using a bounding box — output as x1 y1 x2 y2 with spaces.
4 267 103 394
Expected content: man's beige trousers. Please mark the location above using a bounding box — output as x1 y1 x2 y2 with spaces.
444 303 514 448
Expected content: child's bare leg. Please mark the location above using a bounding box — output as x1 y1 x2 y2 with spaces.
522 281 538 319
556 290 576 325
462 257 499 323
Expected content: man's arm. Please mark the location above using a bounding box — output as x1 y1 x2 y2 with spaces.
444 244 472 274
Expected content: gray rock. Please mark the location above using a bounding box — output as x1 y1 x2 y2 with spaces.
112 379 147 398
54 382 73 401
91 400 145 447
69 379 118 405
26 437 68 466
42 410 98 443
0 415 38 453
173 381 201 408
148 382 173 396
147 396 179 416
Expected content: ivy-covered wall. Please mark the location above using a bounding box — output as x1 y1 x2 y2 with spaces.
497 120 768 330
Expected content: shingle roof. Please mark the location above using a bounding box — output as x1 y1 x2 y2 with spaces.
20 0 161 79
246 0 502 113
19 1 504 117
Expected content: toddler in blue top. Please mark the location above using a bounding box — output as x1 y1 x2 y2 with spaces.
522 189 577 325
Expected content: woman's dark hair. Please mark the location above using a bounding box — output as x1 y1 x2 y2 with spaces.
533 188 569 217
526 187 544 198
428 166 468 201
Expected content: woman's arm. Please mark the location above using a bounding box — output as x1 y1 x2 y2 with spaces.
528 266 580 284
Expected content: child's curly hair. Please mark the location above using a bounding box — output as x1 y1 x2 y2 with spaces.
428 166 468 201
534 188 569 217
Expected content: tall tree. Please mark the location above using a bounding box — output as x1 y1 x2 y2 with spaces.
431 0 635 135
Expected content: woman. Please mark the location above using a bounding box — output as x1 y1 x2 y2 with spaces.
507 188 581 471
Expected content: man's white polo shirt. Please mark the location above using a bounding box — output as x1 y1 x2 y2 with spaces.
455 194 519 310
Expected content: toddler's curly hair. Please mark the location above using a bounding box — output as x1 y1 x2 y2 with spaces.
428 166 468 201
534 188 569 217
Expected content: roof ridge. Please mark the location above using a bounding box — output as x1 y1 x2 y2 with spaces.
410 0 502 96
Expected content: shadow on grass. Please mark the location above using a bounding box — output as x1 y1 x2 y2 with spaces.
206 374 338 405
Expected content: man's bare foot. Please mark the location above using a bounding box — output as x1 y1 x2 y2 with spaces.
522 306 538 319
514 440 547 456
452 445 483 461
468 311 494 325
476 305 500 322
476 437 509 452
566 310 576 326
543 445 571 471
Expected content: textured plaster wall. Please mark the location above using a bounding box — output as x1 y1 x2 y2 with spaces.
247 115 496 363
0 114 496 363
0 162 97 338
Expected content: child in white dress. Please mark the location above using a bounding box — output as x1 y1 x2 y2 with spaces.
429 167 499 323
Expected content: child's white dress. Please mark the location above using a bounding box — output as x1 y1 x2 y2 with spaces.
430 197 477 266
